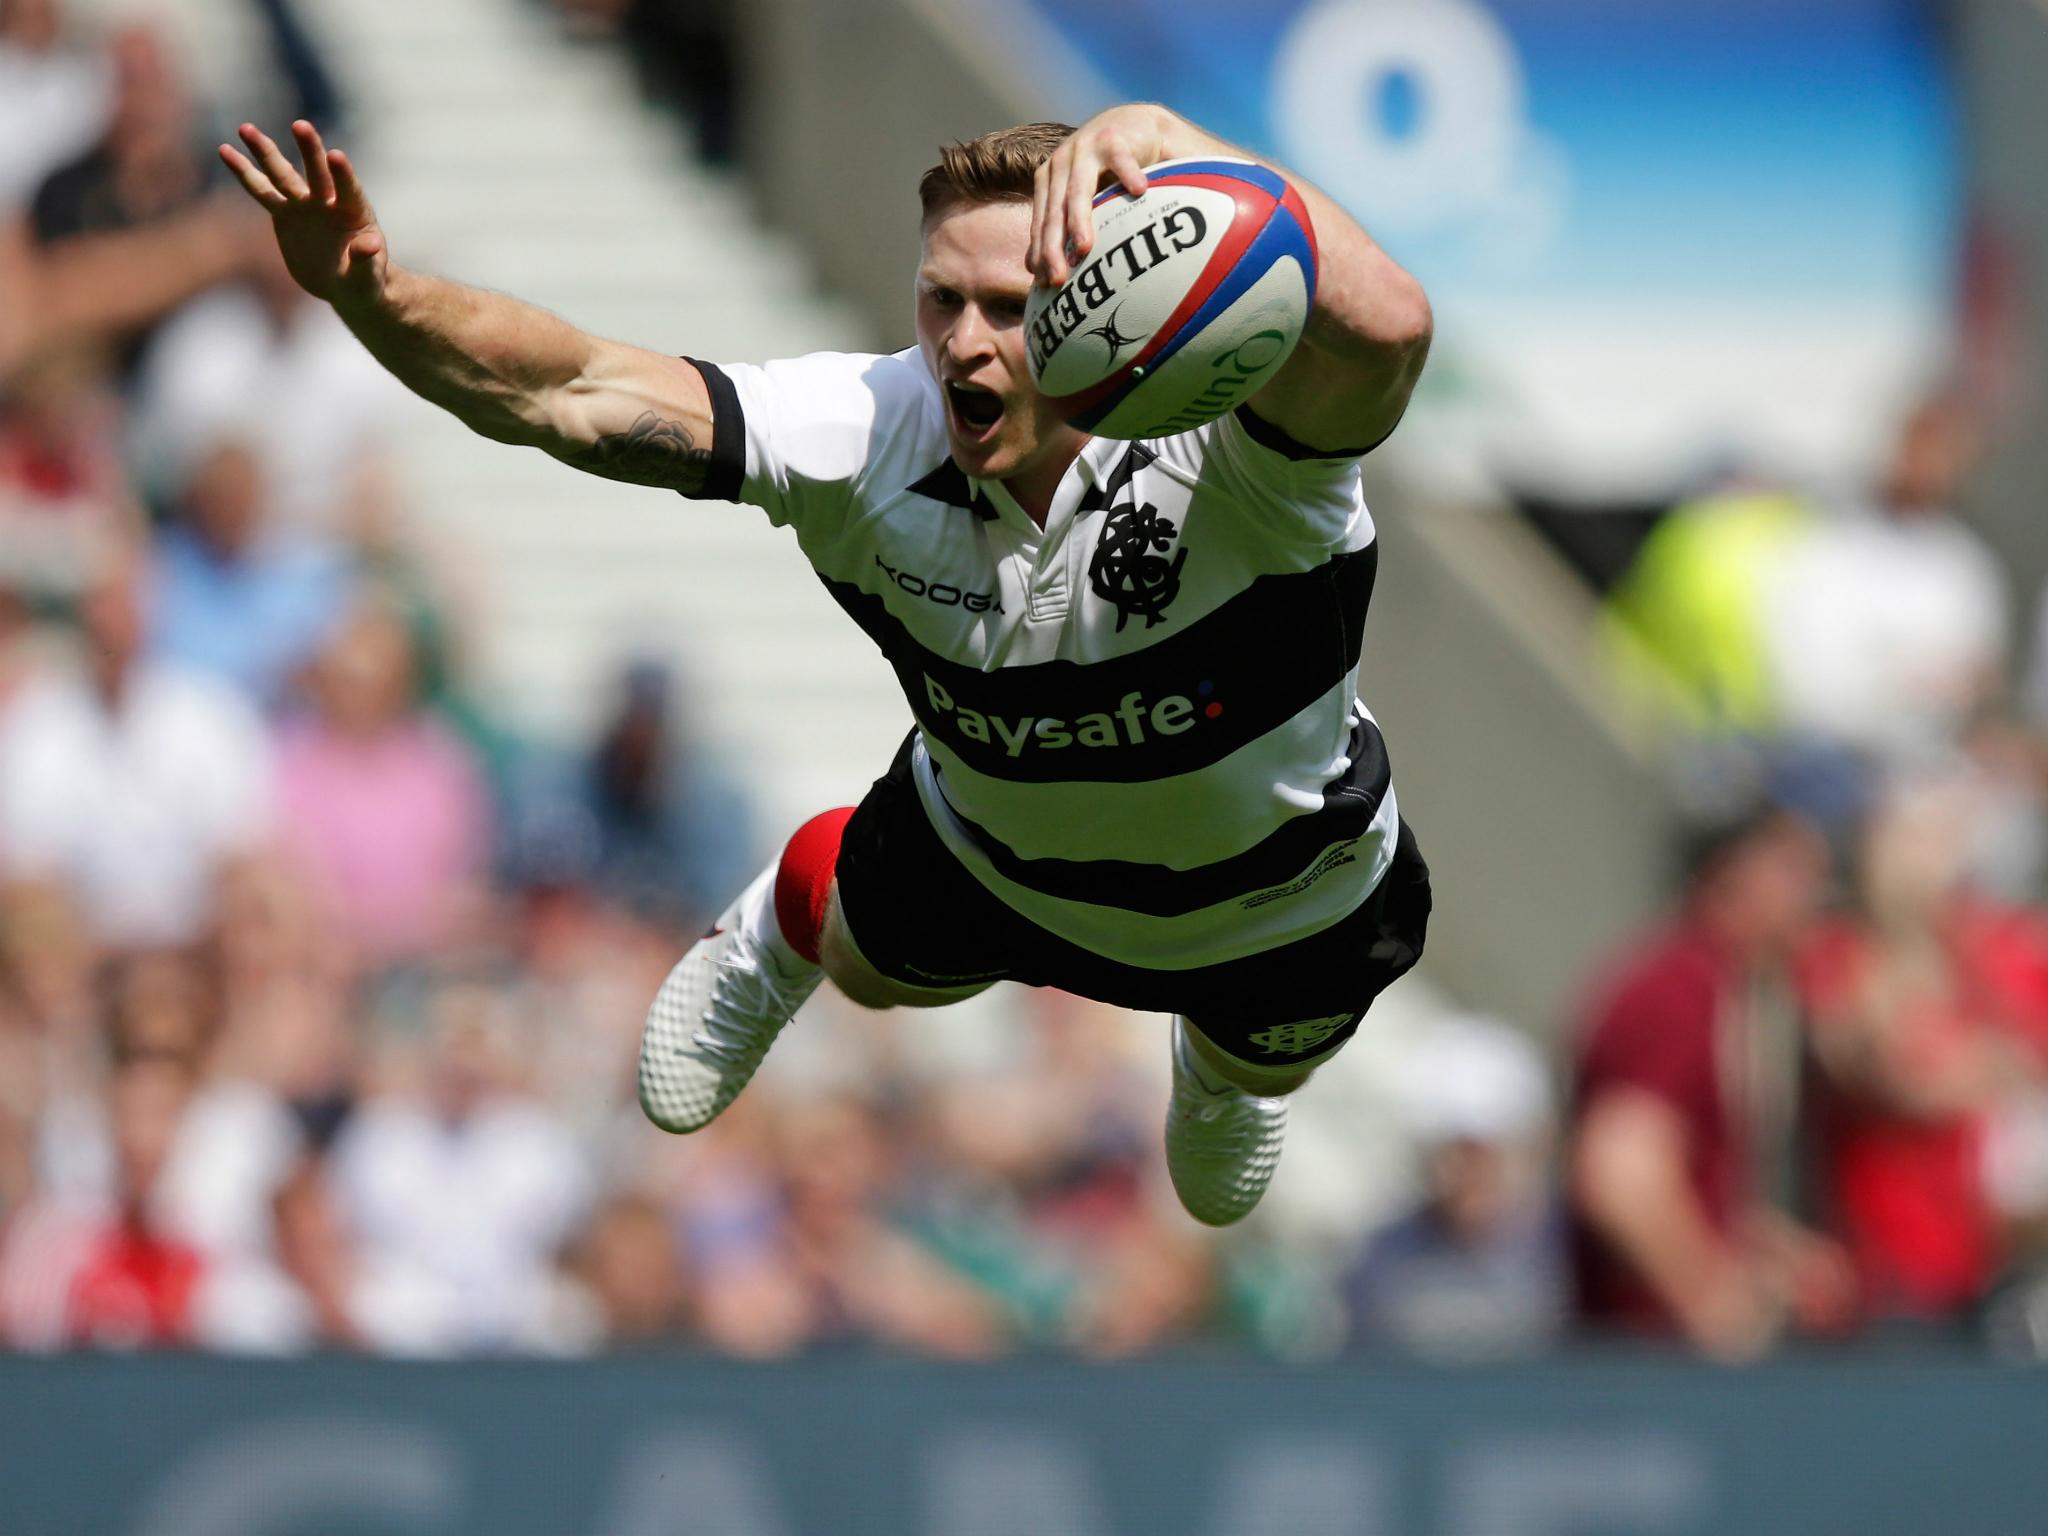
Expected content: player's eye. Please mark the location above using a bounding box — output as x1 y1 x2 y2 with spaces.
988 297 1028 323
927 286 962 309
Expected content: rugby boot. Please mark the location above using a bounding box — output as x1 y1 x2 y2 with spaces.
1164 1016 1289 1226
637 870 822 1133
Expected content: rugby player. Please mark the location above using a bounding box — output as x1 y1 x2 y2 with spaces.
221 104 1433 1225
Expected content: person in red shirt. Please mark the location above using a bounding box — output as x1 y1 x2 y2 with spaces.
1569 804 1855 1358
1798 778 2048 1325
61 1051 206 1349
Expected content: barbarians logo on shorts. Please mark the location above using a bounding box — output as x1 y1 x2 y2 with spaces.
1246 1014 1351 1057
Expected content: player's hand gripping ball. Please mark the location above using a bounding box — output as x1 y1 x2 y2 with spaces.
1026 157 1317 441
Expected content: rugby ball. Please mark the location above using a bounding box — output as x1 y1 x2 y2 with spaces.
1025 157 1316 440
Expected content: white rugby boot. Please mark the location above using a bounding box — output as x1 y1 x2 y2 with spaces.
1164 1017 1290 1227
637 867 823 1133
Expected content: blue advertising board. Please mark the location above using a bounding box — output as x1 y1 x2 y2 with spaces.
1020 0 1956 494
2 1352 2044 1535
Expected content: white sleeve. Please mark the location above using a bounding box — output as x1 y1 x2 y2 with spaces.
1151 404 1373 551
682 351 928 537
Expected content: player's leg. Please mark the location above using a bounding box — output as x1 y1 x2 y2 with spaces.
815 883 992 1010
638 805 860 1133
1163 817 1434 1226
639 739 1006 1133
1164 1011 1355 1227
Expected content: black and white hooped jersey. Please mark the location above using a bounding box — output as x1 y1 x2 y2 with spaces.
685 349 1396 973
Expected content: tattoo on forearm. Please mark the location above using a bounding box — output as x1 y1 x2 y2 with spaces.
568 411 712 492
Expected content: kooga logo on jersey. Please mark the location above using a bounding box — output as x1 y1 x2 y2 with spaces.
922 674 1203 758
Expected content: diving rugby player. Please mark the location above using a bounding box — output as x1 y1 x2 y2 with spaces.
221 104 1433 1225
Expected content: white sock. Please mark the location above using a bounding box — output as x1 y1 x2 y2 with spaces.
1174 1018 1240 1096
728 860 817 975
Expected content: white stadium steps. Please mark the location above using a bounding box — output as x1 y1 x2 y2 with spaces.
253 0 907 836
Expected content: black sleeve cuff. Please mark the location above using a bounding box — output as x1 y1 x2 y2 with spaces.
1232 402 1388 462
682 357 746 502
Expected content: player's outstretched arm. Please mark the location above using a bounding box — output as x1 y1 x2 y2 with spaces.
220 120 716 492
1031 104 1431 457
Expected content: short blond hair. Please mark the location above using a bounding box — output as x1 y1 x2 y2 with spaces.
918 122 1074 222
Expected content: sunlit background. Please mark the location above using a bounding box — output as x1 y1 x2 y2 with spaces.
3 0 2048 1530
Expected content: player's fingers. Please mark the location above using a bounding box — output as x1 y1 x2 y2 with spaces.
216 144 287 209
1107 143 1149 199
328 148 372 221
1039 144 1075 281
1063 143 1103 269
294 120 336 205
1028 162 1050 282
240 123 308 200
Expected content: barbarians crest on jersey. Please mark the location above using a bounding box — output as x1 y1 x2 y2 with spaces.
1246 1014 1351 1057
1085 444 1187 632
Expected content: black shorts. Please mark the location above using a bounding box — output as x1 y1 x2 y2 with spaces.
832 732 1432 1069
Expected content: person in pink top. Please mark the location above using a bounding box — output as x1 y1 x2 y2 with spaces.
276 596 486 968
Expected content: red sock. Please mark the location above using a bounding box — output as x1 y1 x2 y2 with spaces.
772 807 855 963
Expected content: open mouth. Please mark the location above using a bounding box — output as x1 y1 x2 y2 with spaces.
946 381 1005 442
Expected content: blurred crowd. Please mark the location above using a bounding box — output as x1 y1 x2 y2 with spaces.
8 0 2048 1370
0 0 1358 1365
1572 380 2048 1361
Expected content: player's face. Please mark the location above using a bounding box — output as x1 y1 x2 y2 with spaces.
916 199 1082 485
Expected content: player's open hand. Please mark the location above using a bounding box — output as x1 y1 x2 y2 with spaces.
1029 104 1188 289
219 120 388 309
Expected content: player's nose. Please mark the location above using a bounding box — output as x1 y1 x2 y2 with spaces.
946 305 996 361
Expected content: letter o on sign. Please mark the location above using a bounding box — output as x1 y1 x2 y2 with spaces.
1270 0 1526 233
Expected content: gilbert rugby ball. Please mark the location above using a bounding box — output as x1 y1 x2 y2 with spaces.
1025 156 1316 440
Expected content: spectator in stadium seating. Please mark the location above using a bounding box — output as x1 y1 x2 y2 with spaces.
581 655 756 929
127 249 410 527
1063 1212 1216 1358
551 0 739 164
0 190 260 387
275 597 489 968
148 436 349 708
1604 397 2007 791
1569 802 1856 1358
886 994 1167 1348
0 1051 209 1350
771 1093 1012 1358
29 23 214 246
0 882 98 1223
0 3 259 385
208 855 361 1145
1599 480 1812 737
0 0 110 218
327 979 590 1353
1762 396 2007 767
194 1151 366 1353
554 1191 692 1350
1798 775 2048 1327
1344 1014 1565 1360
0 541 276 949
666 1094 819 1357
0 343 138 574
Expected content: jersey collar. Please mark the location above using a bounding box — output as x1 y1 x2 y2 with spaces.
906 459 997 520
913 435 1135 531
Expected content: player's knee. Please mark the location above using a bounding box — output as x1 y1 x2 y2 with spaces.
815 887 897 1009
820 952 901 1010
